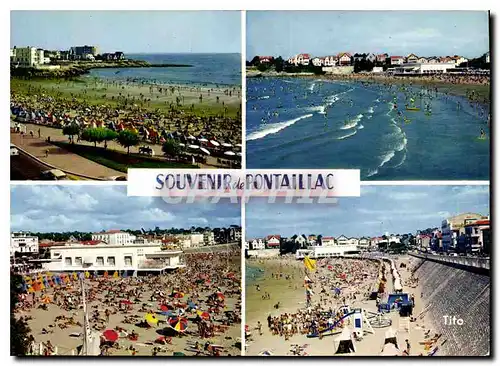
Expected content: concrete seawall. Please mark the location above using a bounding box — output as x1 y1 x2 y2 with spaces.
413 258 490 356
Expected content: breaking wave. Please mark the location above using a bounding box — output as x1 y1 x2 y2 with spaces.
246 114 313 141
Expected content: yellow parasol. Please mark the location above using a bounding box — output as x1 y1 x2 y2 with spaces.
84 271 90 279
145 313 159 327
113 271 119 278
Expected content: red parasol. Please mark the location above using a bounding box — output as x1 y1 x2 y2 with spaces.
160 304 170 312
215 292 225 300
120 299 133 305
327 265 333 271
168 317 188 332
197 311 210 320
102 329 119 342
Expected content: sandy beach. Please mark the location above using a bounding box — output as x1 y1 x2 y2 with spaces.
245 255 442 356
14 252 242 356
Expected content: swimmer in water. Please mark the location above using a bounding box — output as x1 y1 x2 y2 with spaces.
480 128 486 138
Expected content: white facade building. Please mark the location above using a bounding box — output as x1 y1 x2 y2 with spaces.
358 237 371 250
92 230 136 246
249 239 265 250
321 237 336 246
11 47 45 67
203 231 215 246
11 233 39 256
296 244 360 259
43 242 185 273
389 63 456 75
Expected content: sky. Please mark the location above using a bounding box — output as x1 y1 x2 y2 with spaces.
11 11 241 54
245 185 490 239
247 11 489 59
11 185 241 233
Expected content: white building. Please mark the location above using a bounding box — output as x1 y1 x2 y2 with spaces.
336 235 350 246
389 62 456 75
92 230 136 246
294 235 307 248
250 239 265 250
324 56 338 67
203 231 215 246
358 237 371 251
266 235 281 248
11 47 45 68
485 52 490 64
312 57 324 67
321 236 336 247
296 244 360 259
390 56 405 65
43 242 185 273
307 235 317 246
11 233 39 256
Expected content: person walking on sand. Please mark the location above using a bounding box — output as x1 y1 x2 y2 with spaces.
257 321 263 336
45 149 49 158
405 339 411 355
38 128 41 138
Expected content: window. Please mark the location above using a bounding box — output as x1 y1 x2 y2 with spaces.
124 256 132 266
75 257 82 266
96 256 104 266
107 256 115 266
65 257 72 265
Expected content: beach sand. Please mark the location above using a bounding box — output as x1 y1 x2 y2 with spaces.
245 255 437 356
15 253 242 356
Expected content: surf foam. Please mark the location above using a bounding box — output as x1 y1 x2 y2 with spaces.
246 114 313 141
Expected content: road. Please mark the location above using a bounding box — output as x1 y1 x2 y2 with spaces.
11 132 123 179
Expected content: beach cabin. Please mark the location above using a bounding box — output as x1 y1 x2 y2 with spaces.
334 328 356 354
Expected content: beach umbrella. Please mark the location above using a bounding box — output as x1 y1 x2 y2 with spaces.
102 329 119 343
72 272 78 281
197 311 211 320
187 301 197 310
224 151 235 156
145 313 159 327
172 291 185 299
188 144 199 149
160 304 170 312
84 271 90 279
113 271 119 278
258 350 274 356
121 299 134 305
155 336 168 345
168 317 188 332
199 147 210 155
209 140 220 147
215 292 225 300
41 296 51 304
221 142 232 147
122 271 128 278
103 271 109 278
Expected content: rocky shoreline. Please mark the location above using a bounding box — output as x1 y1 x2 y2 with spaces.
11 60 192 79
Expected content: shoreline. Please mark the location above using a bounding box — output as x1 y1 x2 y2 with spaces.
247 70 490 103
10 59 193 79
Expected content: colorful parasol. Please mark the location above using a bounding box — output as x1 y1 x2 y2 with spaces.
168 317 188 332
160 304 170 312
172 291 185 299
215 292 225 300
197 311 210 320
102 329 119 342
120 299 133 305
145 313 159 327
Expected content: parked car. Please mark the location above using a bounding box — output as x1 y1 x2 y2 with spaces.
40 169 68 180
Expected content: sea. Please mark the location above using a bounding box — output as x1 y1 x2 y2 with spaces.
246 264 264 285
87 53 241 87
246 77 490 180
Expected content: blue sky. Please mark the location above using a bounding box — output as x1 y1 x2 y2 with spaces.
11 185 240 232
245 186 489 239
11 11 241 53
247 11 489 60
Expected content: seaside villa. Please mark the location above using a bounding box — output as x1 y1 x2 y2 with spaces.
41 241 186 275
296 244 360 259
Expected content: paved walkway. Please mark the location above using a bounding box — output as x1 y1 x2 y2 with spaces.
11 132 123 179
22 124 234 168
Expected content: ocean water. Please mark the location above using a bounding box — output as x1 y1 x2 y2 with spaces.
87 53 241 87
246 77 490 180
246 265 264 284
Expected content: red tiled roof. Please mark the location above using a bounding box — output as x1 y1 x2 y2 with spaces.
266 235 281 240
299 53 310 58
391 56 403 59
465 220 490 226
80 240 104 245
267 242 280 246
39 241 66 248
322 236 335 240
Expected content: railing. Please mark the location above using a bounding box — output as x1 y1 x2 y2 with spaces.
410 252 490 271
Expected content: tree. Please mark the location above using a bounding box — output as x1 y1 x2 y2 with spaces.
162 139 181 158
117 130 139 154
102 128 118 149
62 123 80 144
274 56 284 73
11 273 32 356
81 127 107 147
250 56 260 66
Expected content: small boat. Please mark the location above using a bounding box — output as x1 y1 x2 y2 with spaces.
406 107 420 111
